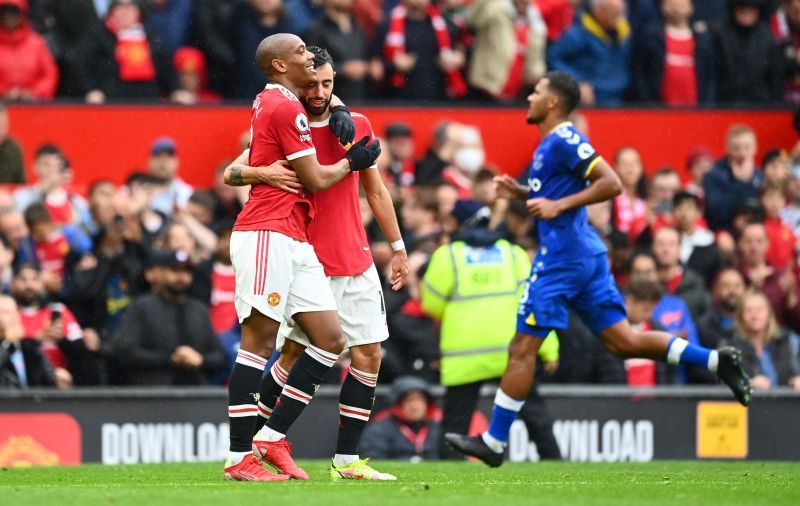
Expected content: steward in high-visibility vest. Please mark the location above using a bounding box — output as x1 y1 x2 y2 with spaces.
420 202 559 387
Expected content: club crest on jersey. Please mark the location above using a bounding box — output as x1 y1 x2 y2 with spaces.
267 292 281 307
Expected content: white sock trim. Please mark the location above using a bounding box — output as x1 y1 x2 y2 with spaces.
226 450 250 466
667 338 688 365
270 362 288 386
707 350 719 373
493 388 525 412
256 426 285 442
481 432 505 453
306 344 339 367
235 349 267 370
348 366 378 387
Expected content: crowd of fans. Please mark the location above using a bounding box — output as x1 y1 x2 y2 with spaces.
1 105 799 395
0 0 797 105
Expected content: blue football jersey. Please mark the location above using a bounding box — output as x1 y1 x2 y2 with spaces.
527 121 607 260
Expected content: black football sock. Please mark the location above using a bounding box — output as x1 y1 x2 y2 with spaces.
335 366 378 457
253 361 288 435
266 345 339 437
227 349 267 453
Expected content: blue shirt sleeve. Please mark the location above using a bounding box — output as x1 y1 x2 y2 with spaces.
552 125 601 178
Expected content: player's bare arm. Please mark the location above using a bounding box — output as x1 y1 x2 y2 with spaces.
493 174 528 201
360 167 409 291
526 159 622 219
223 151 302 193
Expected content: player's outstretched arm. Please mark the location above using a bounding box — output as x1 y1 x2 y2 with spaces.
290 136 381 192
360 168 409 291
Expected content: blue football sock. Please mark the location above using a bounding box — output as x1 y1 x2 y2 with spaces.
486 389 525 444
666 336 718 372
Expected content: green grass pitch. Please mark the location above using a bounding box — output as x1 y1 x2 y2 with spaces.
2 461 799 506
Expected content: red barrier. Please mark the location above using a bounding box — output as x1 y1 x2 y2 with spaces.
6 105 795 189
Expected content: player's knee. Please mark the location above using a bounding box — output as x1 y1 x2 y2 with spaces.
315 331 345 355
507 334 537 361
350 344 382 373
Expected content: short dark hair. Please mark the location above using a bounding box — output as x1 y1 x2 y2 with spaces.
544 71 581 115
307 46 334 70
23 203 52 228
626 278 663 303
35 144 63 160
673 190 701 210
188 190 217 213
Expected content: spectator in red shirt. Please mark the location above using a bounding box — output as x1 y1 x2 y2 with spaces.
737 221 800 333
191 222 238 335
612 147 648 243
632 0 716 105
11 264 99 387
760 182 797 271
20 203 92 295
171 46 222 105
0 0 58 101
13 144 91 229
652 225 711 323
622 279 663 387
538 0 578 42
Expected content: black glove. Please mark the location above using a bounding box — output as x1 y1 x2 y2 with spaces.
344 136 381 171
329 105 355 145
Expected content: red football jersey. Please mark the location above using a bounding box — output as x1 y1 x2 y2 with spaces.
34 229 70 276
234 83 318 241
20 305 83 369
209 262 238 333
307 112 374 277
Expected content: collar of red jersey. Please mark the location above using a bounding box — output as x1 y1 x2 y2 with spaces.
264 82 291 93
309 117 330 127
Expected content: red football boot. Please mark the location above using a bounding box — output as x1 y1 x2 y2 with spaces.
252 438 309 480
224 454 290 481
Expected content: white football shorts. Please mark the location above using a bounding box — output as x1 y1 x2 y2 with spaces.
230 230 337 323
278 263 389 350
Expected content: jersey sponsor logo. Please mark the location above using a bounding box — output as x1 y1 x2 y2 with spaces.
267 292 281 307
295 113 310 133
533 153 543 171
578 143 595 160
556 125 581 145
528 177 542 192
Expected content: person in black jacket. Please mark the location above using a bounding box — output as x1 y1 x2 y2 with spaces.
0 294 56 388
633 0 716 105
360 376 442 460
673 191 721 287
698 267 746 349
110 249 225 385
71 0 178 103
712 0 783 103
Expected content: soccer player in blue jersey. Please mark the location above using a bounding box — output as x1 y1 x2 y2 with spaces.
444 71 751 467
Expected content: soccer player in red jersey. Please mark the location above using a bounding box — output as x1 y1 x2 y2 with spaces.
235 46 409 480
221 34 381 482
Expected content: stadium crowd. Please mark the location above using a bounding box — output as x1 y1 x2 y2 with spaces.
0 0 796 105
1 104 799 394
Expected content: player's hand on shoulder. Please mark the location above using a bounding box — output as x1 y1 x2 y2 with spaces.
258 160 302 194
527 198 564 220
329 105 356 145
344 136 382 172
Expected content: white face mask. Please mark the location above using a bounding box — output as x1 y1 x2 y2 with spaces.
455 147 485 174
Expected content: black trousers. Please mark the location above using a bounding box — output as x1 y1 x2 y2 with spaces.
439 380 561 460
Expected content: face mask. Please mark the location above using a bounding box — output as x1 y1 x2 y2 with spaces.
454 147 485 174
